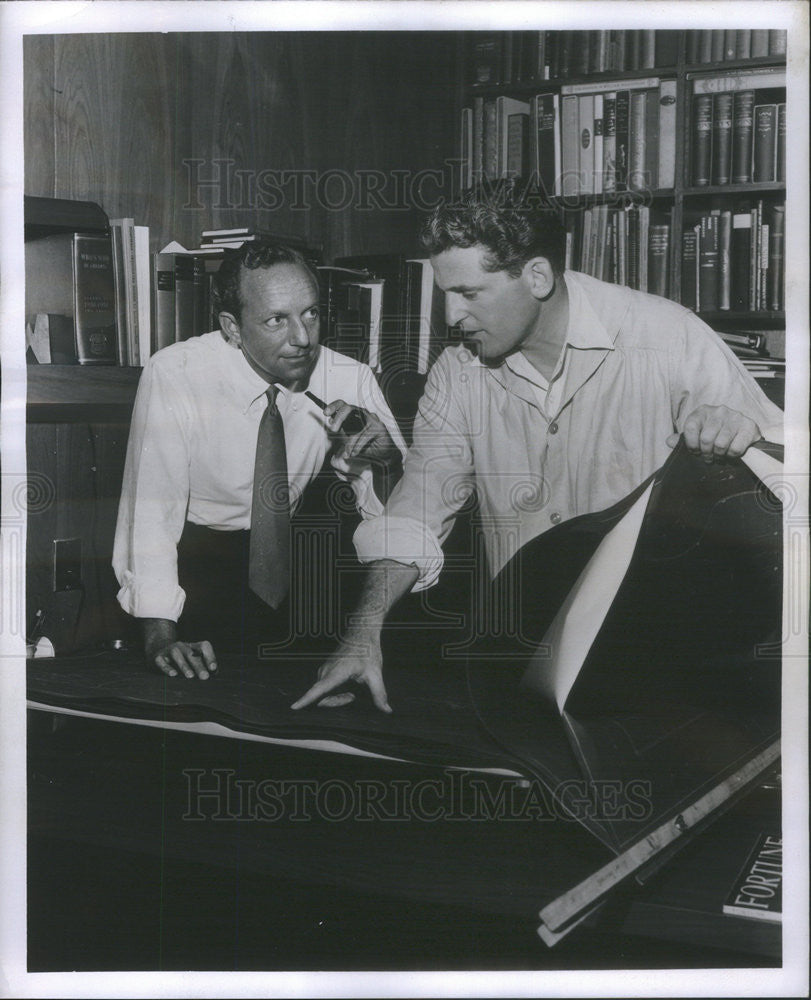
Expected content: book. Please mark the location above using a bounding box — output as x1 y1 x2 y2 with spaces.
530 92 561 198
751 30 769 58
691 94 713 186
698 214 720 312
681 227 699 311
109 218 139 365
718 210 732 310
506 112 529 179
496 96 530 179
472 96 485 184
460 107 473 189
470 33 503 85
723 29 737 62
602 93 617 193
657 80 677 189
685 30 700 66
699 30 713 65
711 92 734 185
578 94 595 195
614 90 631 191
692 69 786 94
109 223 129 365
711 29 725 63
134 225 151 362
768 204 785 312
592 94 604 196
722 833 781 923
24 232 118 365
735 29 752 60
560 95 580 198
753 104 777 182
648 223 670 298
628 90 647 192
173 253 196 343
731 90 755 184
153 252 176 353
731 213 752 311
483 99 498 180
776 103 786 183
768 30 787 56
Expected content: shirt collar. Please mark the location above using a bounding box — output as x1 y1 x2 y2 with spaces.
217 332 325 413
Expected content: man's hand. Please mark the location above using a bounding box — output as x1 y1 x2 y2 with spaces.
143 618 217 680
291 631 391 713
324 400 400 468
667 405 762 462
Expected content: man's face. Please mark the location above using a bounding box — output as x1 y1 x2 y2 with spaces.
231 262 320 388
431 245 542 362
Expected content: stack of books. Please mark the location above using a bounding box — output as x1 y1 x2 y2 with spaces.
685 29 786 66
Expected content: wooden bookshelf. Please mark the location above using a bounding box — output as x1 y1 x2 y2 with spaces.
458 28 787 342
27 366 142 423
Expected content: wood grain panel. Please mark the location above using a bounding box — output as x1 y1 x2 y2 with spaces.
23 35 56 197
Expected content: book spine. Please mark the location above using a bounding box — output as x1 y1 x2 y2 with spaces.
759 221 770 312
506 113 528 178
153 253 176 352
657 79 677 189
192 255 207 338
692 94 713 186
698 214 719 312
627 207 640 290
699 30 713 64
483 99 498 180
768 30 787 56
578 94 595 195
640 30 655 69
470 33 502 85
776 104 786 183
768 205 785 312
134 225 151 363
644 87 659 190
174 254 195 342
592 94 604 195
751 30 769 58
535 93 558 198
628 90 647 191
614 90 630 191
731 213 752 311
71 234 118 365
681 227 699 310
472 97 484 184
648 223 670 298
711 30 725 63
731 90 755 184
109 225 129 365
460 107 473 189
602 93 617 193
749 204 759 310
655 30 679 68
723 29 737 61
718 209 732 310
753 104 777 182
639 206 649 291
711 92 733 185
561 94 580 197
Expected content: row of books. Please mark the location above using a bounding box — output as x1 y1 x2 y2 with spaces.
461 78 677 195
685 29 786 66
564 205 671 299
469 30 680 86
690 68 786 186
321 255 449 376
681 203 785 314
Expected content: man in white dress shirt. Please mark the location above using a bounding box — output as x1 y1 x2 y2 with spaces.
113 241 406 680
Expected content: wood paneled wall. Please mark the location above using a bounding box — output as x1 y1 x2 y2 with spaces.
25 31 461 257
23 30 460 651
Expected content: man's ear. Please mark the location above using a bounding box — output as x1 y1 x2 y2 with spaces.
523 257 556 301
219 312 241 346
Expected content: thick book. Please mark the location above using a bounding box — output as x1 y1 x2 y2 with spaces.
506 112 529 179
711 29 725 63
768 204 785 312
768 30 787 56
681 227 699 311
699 30 713 64
711 92 734 185
152 252 176 353
483 99 498 180
718 209 732 310
722 833 782 923
723 29 737 61
751 29 769 58
173 253 196 342
685 30 701 66
691 94 713 186
469 32 503 85
731 212 752 311
698 213 720 312
753 104 777 182
735 29 752 60
657 80 677 189
731 90 755 184
496 95 530 179
592 94 604 196
24 232 118 365
776 103 786 183
628 90 647 192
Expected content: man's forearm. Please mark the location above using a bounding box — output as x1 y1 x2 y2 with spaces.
347 559 419 634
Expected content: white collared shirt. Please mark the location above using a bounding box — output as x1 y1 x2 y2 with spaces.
354 270 784 590
113 333 406 621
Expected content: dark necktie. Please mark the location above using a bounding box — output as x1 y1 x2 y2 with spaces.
249 386 290 608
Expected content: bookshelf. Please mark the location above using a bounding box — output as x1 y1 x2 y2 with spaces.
459 28 787 357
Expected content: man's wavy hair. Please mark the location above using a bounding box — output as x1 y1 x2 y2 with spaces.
420 189 567 278
212 239 319 323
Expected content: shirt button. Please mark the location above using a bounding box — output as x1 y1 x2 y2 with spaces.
548 422 559 434
550 512 561 525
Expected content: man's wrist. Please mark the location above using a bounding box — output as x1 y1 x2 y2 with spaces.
142 617 177 658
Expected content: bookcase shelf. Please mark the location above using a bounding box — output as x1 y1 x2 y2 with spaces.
459 29 787 333
27 365 142 423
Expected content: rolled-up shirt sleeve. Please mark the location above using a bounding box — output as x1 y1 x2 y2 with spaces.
354 351 475 591
112 359 192 621
670 312 784 443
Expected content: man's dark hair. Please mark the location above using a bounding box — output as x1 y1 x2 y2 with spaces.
212 239 319 323
420 189 567 278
